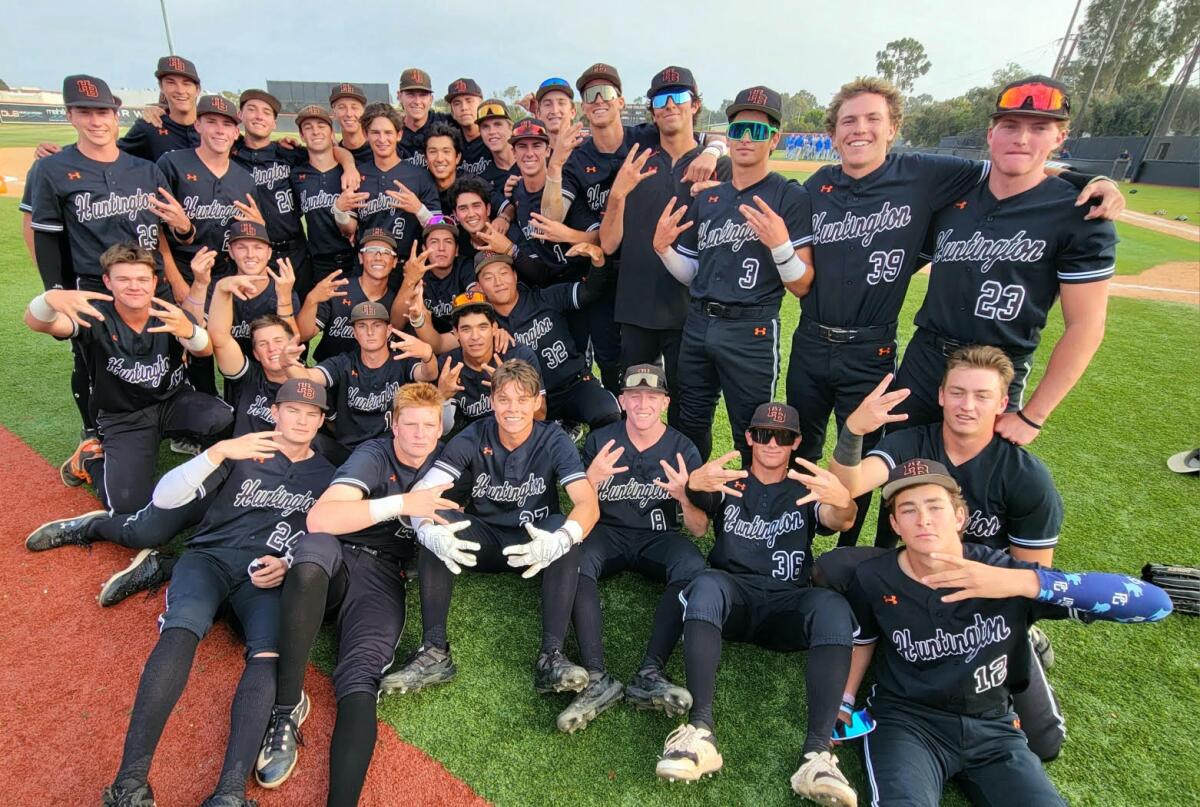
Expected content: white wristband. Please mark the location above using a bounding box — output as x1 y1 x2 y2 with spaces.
702 139 728 158
182 326 210 352
368 494 406 524
776 252 808 283
561 519 584 545
770 242 795 263
416 206 433 226
332 206 353 225
29 292 57 323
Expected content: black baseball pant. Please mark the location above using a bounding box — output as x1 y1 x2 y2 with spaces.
619 323 683 426
272 238 313 300
310 251 357 288
546 372 621 429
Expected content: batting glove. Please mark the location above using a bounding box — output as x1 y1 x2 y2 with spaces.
503 522 575 579
416 520 479 575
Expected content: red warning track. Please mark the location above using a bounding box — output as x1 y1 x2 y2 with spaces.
0 426 488 807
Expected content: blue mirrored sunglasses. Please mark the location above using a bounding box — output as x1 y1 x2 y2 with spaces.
651 89 693 109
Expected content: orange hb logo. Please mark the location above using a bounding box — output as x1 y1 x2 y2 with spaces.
339 83 355 94
452 80 466 93
238 222 254 235
482 446 493 456
186 173 198 181
76 79 99 99
295 381 317 400
212 97 228 112
67 171 81 180
901 459 930 477
820 184 833 193
747 87 768 106
662 68 680 84
877 346 893 357
955 200 967 209
882 594 898 605
764 404 787 423
584 165 597 174
167 57 185 72
708 194 720 203
754 326 767 337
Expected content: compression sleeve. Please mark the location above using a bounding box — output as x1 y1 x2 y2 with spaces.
152 450 223 509
1035 568 1173 623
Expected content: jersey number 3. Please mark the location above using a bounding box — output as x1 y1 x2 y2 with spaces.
738 258 759 289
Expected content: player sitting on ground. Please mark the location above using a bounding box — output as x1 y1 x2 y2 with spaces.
380 359 600 712
101 379 336 807
841 458 1171 807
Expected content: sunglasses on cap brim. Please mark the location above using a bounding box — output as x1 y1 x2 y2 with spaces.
425 213 458 228
477 102 509 120
623 371 666 390
727 120 779 141
512 122 549 139
539 78 572 93
995 83 1069 116
651 90 694 109
582 84 620 104
750 427 796 445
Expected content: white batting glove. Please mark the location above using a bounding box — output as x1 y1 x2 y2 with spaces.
416 520 479 575
502 522 574 579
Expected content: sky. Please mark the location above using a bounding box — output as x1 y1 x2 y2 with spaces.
0 0 1083 104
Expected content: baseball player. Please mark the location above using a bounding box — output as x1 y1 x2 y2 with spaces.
841 458 1171 807
100 379 336 807
445 78 492 177
332 103 442 267
893 76 1118 441
298 227 404 363
329 83 373 162
474 98 518 203
655 86 813 464
395 68 456 168
381 360 600 708
530 77 577 139
448 175 504 260
555 363 707 734
286 300 438 462
116 56 202 161
395 215 477 332
655 402 858 806
291 105 357 286
253 383 460 804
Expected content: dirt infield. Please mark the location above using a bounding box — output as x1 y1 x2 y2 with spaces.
1109 261 1199 305
1117 209 1198 241
0 426 487 807
767 158 827 175
0 147 33 197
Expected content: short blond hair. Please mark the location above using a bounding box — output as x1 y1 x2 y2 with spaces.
825 76 903 135
942 345 1015 389
490 359 541 398
391 381 444 422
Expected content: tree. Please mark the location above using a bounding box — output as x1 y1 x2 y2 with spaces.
1063 0 1200 96
875 37 932 93
0 78 9 91
780 89 819 130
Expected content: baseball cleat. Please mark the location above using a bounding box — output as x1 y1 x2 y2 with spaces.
101 778 156 807
169 437 203 456
60 436 102 487
626 666 692 716
790 749 857 806
255 690 310 789
655 723 723 782
556 672 624 733
1029 624 1055 669
99 549 170 607
199 795 258 807
533 648 589 694
25 510 106 552
381 644 457 695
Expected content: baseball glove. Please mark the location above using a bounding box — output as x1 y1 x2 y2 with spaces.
1141 564 1199 616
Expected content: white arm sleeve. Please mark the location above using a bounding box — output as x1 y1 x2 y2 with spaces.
152 450 222 509
406 466 457 530
657 247 699 285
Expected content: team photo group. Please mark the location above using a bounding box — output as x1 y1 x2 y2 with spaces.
17 52 1178 807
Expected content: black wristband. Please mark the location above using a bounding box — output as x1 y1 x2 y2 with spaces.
1016 410 1042 430
832 427 864 467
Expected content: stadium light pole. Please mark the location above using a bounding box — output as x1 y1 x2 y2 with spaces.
1073 0 1129 136
1052 0 1084 79
160 0 176 55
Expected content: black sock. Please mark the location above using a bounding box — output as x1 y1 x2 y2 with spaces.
212 656 278 797
836 490 874 548
641 581 687 671
115 628 199 784
327 692 378 807
540 544 580 655
683 619 722 733
276 562 330 707
572 574 606 672
802 644 852 754
418 547 453 650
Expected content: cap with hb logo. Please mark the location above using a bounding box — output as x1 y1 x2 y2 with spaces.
445 78 483 103
239 89 281 115
576 63 622 93
154 55 200 84
329 83 367 105
226 220 269 245
196 94 240 124
62 75 120 110
621 363 668 392
726 85 783 126
474 250 514 274
476 98 512 124
749 401 800 435
399 68 433 92
275 378 329 411
296 105 334 129
350 300 391 323
647 66 698 98
881 458 961 501
358 227 397 249
509 118 551 146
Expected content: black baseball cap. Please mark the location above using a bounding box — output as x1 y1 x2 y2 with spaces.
329 83 367 105
726 85 783 126
226 220 269 245
881 458 961 501
476 98 512 123
445 77 483 103
358 228 397 249
196 94 240 124
474 251 514 274
62 75 120 110
275 378 329 411
423 214 459 239
622 363 668 392
647 66 697 98
992 75 1071 121
350 300 390 323
399 68 433 92
577 63 622 93
239 89 281 115
535 77 575 102
155 55 200 84
296 105 334 129
510 118 551 145
749 402 800 435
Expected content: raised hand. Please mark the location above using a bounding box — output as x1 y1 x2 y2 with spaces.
503 522 575 578
216 274 266 301
232 194 266 225
654 452 691 503
653 196 693 254
189 246 218 287
281 338 307 368
388 326 435 363
549 121 585 171
492 327 514 355
588 439 629 485
565 241 604 266
149 186 191 232
470 220 514 254
688 450 748 497
610 143 657 202
334 190 369 213
845 373 910 437
789 457 853 509
306 269 349 304
213 430 283 462
147 297 198 340
386 180 422 213
738 194 790 249
922 552 1039 602
403 241 432 282
268 256 296 299
503 174 520 199
529 212 574 243
438 356 465 397
42 289 112 328
397 482 461 524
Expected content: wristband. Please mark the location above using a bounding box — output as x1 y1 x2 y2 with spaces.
409 312 427 329
173 222 196 240
1016 410 1042 430
182 325 210 352
702 139 729 158
832 427 864 466
367 494 406 524
508 243 519 258
770 242 795 263
561 519 584 545
416 206 433 226
776 252 808 283
332 206 353 226
1085 174 1114 186
29 292 57 323
185 295 206 307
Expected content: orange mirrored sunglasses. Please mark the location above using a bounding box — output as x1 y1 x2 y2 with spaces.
996 83 1068 115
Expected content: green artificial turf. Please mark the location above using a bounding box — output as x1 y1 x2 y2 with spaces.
1 196 1197 806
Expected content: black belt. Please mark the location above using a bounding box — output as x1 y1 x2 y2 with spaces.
800 318 897 344
931 332 970 358
342 541 381 559
691 299 778 320
270 237 302 251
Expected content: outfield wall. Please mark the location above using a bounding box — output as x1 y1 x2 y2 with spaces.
0 102 303 133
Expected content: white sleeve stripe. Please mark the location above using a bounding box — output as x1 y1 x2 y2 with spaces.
560 471 587 485
330 477 372 493
1008 534 1059 547
790 235 813 247
29 222 64 232
571 283 580 309
1058 266 1114 279
853 637 878 646
561 190 576 201
222 358 250 381
432 459 462 479
865 449 896 469
978 160 991 182
586 222 600 231
676 245 698 257
316 366 334 387
19 203 33 212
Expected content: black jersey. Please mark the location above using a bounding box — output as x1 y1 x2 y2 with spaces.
584 421 702 532
187 450 334 560
869 426 1063 551
29 149 167 278
687 473 826 585
803 153 989 327
313 278 396 362
68 300 194 414
222 356 281 435
433 418 587 529
445 343 542 425
847 544 1088 715
228 281 301 356
459 134 494 179
316 351 423 449
479 161 520 211
339 138 374 164
157 149 260 280
916 176 1117 352
354 159 442 263
560 123 660 221
329 436 442 561
117 115 200 162
677 172 813 307
495 282 587 392
500 179 600 284
398 111 457 168
230 139 306 242
291 161 353 259
421 257 476 333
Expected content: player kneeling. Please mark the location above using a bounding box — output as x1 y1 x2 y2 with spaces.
842 459 1171 807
